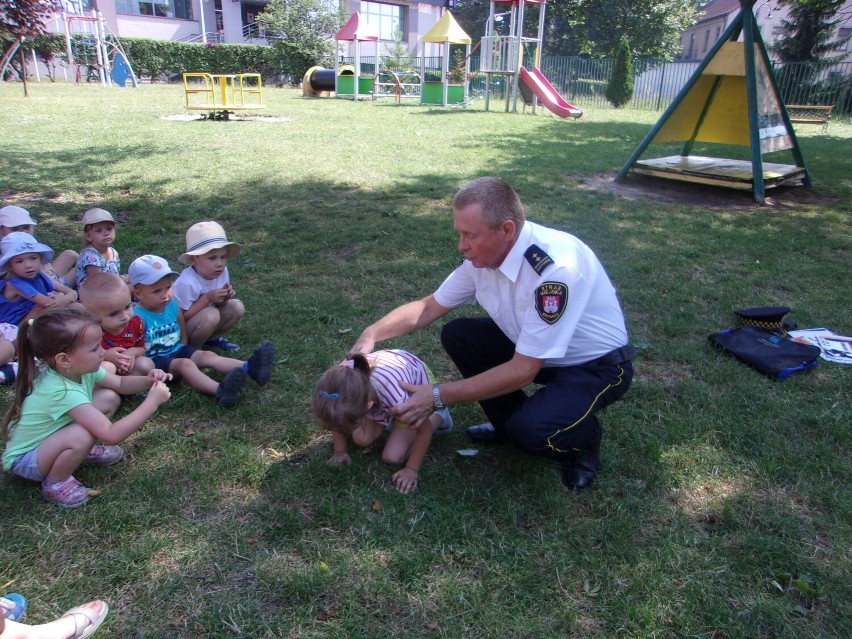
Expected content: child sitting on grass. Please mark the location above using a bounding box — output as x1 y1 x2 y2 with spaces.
0 323 18 386
79 272 153 376
0 205 78 289
0 232 79 326
129 254 275 408
1 307 172 508
172 221 245 352
75 208 122 288
313 350 452 494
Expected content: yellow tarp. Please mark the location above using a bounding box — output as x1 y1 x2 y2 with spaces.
651 42 793 153
421 11 471 44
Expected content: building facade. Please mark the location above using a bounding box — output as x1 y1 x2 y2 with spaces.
54 0 452 51
678 0 852 63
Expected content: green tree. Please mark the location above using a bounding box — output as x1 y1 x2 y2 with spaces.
605 37 634 107
384 32 416 71
770 0 850 104
771 0 850 65
259 0 343 83
547 0 699 58
452 0 491 47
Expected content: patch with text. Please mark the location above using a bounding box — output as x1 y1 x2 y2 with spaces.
535 282 568 324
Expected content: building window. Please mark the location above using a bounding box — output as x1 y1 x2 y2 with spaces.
116 0 193 20
836 28 851 51
361 1 403 40
703 29 710 51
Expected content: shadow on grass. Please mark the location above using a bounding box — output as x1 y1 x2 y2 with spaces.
0 109 849 637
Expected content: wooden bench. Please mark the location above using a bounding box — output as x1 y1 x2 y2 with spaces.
786 104 833 132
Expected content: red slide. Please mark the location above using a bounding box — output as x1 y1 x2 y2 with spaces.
519 67 583 119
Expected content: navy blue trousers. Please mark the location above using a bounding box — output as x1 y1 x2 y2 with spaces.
441 317 633 461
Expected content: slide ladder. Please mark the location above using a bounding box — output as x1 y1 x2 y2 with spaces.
519 67 582 119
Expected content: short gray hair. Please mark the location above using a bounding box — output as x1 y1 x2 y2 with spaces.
452 177 525 230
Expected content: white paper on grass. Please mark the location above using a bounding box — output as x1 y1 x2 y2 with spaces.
788 328 852 365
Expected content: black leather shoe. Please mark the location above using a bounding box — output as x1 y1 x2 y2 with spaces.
466 422 503 443
561 427 602 491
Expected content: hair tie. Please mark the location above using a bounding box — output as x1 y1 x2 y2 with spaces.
319 391 340 399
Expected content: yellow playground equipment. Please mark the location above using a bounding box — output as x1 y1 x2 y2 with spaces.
182 73 265 120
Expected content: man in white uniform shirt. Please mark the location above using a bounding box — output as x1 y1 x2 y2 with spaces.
350 177 634 490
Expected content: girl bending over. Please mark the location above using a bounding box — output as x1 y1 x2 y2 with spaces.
313 350 451 494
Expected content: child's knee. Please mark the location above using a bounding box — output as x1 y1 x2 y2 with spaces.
62 423 97 451
351 427 371 448
0 340 14 364
189 350 214 368
382 447 408 466
57 249 79 264
223 299 245 321
93 387 121 417
133 357 154 375
170 358 199 376
197 307 221 331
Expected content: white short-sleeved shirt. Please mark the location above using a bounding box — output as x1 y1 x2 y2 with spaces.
172 266 230 311
433 221 628 367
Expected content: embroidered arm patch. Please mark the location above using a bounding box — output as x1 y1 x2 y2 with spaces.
535 282 568 324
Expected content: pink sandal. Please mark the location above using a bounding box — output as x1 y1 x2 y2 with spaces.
41 476 92 508
84 445 124 466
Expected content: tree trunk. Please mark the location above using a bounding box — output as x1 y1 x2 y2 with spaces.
20 38 29 97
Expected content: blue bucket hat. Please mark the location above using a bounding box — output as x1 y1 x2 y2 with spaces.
0 232 54 275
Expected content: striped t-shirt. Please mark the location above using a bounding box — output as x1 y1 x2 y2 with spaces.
365 349 430 428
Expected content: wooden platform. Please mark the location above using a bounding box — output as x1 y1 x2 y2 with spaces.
630 155 807 190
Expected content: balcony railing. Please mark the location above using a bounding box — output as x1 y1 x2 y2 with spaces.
175 32 223 44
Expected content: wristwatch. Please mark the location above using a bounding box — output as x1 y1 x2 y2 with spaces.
432 384 446 410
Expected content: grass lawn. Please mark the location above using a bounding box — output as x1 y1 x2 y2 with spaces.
0 82 850 639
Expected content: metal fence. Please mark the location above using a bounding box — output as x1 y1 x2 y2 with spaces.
339 54 852 116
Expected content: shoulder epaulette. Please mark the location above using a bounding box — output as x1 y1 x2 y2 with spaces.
524 244 553 275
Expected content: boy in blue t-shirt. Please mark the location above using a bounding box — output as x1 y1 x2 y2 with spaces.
128 255 275 408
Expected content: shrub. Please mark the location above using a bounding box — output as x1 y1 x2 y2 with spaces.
1 32 65 81
120 39 277 82
605 37 634 108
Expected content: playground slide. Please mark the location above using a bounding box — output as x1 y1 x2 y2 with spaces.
519 67 583 119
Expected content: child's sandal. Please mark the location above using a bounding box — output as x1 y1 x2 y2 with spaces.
41 476 92 508
61 600 109 639
84 445 124 466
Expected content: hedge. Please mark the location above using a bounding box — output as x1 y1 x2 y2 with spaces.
1 35 286 83
120 38 279 82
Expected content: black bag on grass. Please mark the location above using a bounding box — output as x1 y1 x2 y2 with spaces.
709 326 820 380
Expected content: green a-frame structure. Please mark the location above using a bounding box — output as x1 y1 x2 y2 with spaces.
618 0 811 204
